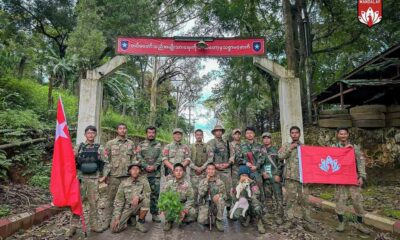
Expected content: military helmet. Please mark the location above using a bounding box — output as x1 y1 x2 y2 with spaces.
262 132 272 138
232 128 241 135
173 128 184 134
211 124 225 134
127 161 141 173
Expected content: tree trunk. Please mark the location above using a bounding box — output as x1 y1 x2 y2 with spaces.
283 0 297 74
149 57 159 125
48 76 54 111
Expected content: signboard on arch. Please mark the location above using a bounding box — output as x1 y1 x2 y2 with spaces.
117 37 265 57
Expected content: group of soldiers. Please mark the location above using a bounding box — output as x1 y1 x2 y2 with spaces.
66 123 371 237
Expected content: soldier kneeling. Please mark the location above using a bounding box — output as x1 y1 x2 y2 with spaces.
163 163 197 231
110 161 150 233
230 165 265 234
197 163 226 232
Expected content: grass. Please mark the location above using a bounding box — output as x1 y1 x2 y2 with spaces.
382 209 400 220
0 205 11 217
319 191 334 201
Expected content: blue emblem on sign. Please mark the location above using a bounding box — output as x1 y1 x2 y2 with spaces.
253 42 261 52
319 156 340 173
121 40 129 50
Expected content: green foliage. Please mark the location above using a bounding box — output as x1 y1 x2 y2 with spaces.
0 152 11 181
382 209 400 220
0 110 44 130
29 175 50 189
319 191 334 201
157 189 184 223
11 145 44 167
0 77 77 123
0 205 11 217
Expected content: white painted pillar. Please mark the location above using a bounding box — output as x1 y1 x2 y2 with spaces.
253 57 304 144
278 77 304 144
76 70 103 144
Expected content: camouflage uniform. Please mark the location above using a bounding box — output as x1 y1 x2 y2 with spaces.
111 176 151 233
103 136 136 225
260 145 284 219
333 142 366 216
278 141 313 222
162 141 191 176
67 142 105 236
207 137 232 206
136 139 162 217
230 140 242 187
197 176 226 224
162 178 197 222
189 142 213 204
231 178 263 220
239 141 263 188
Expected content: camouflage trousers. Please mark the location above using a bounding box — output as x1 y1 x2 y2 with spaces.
335 185 365 216
284 179 312 221
197 198 226 224
231 166 240 188
190 173 206 205
231 197 263 220
111 199 149 233
147 177 160 215
105 176 128 226
165 206 197 223
217 170 232 207
69 177 103 233
263 178 284 218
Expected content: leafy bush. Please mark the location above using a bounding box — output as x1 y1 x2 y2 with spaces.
29 175 50 189
0 205 11 217
157 189 184 223
0 151 11 181
0 76 77 123
0 109 44 130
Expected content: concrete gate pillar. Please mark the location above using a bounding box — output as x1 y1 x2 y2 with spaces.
76 56 127 144
253 57 304 144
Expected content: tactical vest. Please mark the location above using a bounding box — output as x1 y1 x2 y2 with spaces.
77 143 104 174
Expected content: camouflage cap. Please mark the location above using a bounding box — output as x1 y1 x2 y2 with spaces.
232 128 241 135
127 161 141 172
262 132 272 138
173 128 184 134
211 124 225 134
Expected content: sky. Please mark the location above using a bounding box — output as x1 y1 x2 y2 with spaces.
176 20 221 142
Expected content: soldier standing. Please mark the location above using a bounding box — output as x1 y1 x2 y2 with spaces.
230 128 242 187
189 129 213 205
162 163 197 231
207 125 232 208
136 126 162 223
162 128 191 177
66 125 106 237
333 127 370 234
110 161 150 233
103 123 136 226
197 163 226 232
238 127 263 200
230 165 265 234
260 132 284 225
277 126 316 232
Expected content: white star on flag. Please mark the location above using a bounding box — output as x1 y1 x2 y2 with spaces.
55 121 68 140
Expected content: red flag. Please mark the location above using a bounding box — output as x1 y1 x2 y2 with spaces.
50 97 85 229
298 145 358 185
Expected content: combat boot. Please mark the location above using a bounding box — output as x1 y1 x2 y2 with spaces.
352 222 371 234
136 220 148 233
257 219 266 234
152 214 162 223
163 221 173 231
65 226 76 238
240 215 250 227
215 220 224 232
275 216 283 225
336 221 345 232
128 216 137 226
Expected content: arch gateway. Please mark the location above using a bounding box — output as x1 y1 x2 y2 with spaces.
76 37 304 144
